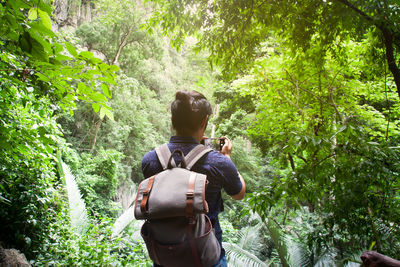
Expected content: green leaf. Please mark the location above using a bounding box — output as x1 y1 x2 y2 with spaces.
38 1 53 15
28 8 38 20
0 195 11 205
99 106 106 119
102 83 112 98
103 108 114 121
38 9 52 30
55 54 72 61
90 92 107 102
78 82 90 95
7 0 30 10
109 65 120 72
35 73 50 82
92 103 100 113
79 51 94 60
30 39 49 62
369 241 376 251
98 76 116 85
65 42 78 57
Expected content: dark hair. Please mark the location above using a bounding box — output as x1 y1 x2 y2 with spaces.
171 90 212 134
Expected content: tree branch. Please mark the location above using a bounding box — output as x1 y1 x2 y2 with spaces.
334 0 374 24
334 0 400 99
288 153 296 171
112 23 136 65
382 27 400 99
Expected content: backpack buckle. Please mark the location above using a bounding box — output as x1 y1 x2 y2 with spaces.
188 216 195 225
186 192 194 199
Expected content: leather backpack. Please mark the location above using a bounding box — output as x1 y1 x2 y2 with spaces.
134 144 221 267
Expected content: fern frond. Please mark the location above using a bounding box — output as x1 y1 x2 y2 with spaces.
0 195 11 205
237 223 264 254
112 185 142 238
313 248 337 267
223 242 269 267
266 218 290 267
61 161 90 234
112 206 142 238
286 237 311 267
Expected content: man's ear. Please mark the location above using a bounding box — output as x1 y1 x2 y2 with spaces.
201 115 209 129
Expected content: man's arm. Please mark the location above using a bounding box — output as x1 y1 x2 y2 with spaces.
361 251 400 267
231 172 246 200
220 136 246 200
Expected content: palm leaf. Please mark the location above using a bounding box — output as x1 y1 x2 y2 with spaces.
266 218 290 267
112 205 142 239
0 195 11 205
223 242 269 267
286 237 311 267
237 223 264 255
57 154 90 234
111 185 142 238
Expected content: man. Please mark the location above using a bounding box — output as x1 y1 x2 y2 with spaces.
141 90 245 266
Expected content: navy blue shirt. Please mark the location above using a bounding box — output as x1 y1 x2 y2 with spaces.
141 136 242 256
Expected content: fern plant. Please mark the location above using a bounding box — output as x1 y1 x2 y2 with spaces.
265 217 361 267
223 241 270 267
57 154 90 234
223 220 269 267
111 205 142 239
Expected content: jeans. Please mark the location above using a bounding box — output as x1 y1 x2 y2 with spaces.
212 256 228 267
153 256 228 267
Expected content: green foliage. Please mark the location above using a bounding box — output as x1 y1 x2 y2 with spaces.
227 137 275 194
0 0 117 257
76 0 163 75
220 215 270 266
0 68 61 257
223 242 269 267
240 40 400 257
1 0 221 265
1 0 118 115
34 209 151 266
63 147 122 217
6 0 400 264
146 0 400 96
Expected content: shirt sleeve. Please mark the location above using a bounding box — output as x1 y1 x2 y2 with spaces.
210 153 242 196
141 150 160 178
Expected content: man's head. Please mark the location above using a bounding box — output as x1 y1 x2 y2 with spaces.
171 90 212 136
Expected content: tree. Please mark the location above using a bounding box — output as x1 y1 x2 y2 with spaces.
146 0 400 99
224 38 400 256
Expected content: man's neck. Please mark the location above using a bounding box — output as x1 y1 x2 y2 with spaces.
176 130 204 143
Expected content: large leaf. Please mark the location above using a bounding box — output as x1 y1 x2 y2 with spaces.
223 242 269 267
57 155 90 234
111 185 140 238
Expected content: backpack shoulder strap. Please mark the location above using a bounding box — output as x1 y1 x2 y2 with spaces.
155 144 176 170
184 145 212 170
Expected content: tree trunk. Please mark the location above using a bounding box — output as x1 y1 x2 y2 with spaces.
335 0 400 99
382 28 400 99
112 24 136 65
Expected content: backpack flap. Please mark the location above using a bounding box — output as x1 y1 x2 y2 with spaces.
134 168 209 220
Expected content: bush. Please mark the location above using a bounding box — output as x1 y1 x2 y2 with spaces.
64 147 123 217
34 205 151 266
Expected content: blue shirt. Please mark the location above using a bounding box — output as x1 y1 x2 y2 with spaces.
141 136 243 256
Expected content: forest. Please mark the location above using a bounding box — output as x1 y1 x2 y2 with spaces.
1 0 400 266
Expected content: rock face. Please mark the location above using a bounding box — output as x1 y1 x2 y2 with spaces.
0 247 30 267
53 0 93 30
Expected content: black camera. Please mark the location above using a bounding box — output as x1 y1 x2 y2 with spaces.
201 138 225 151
